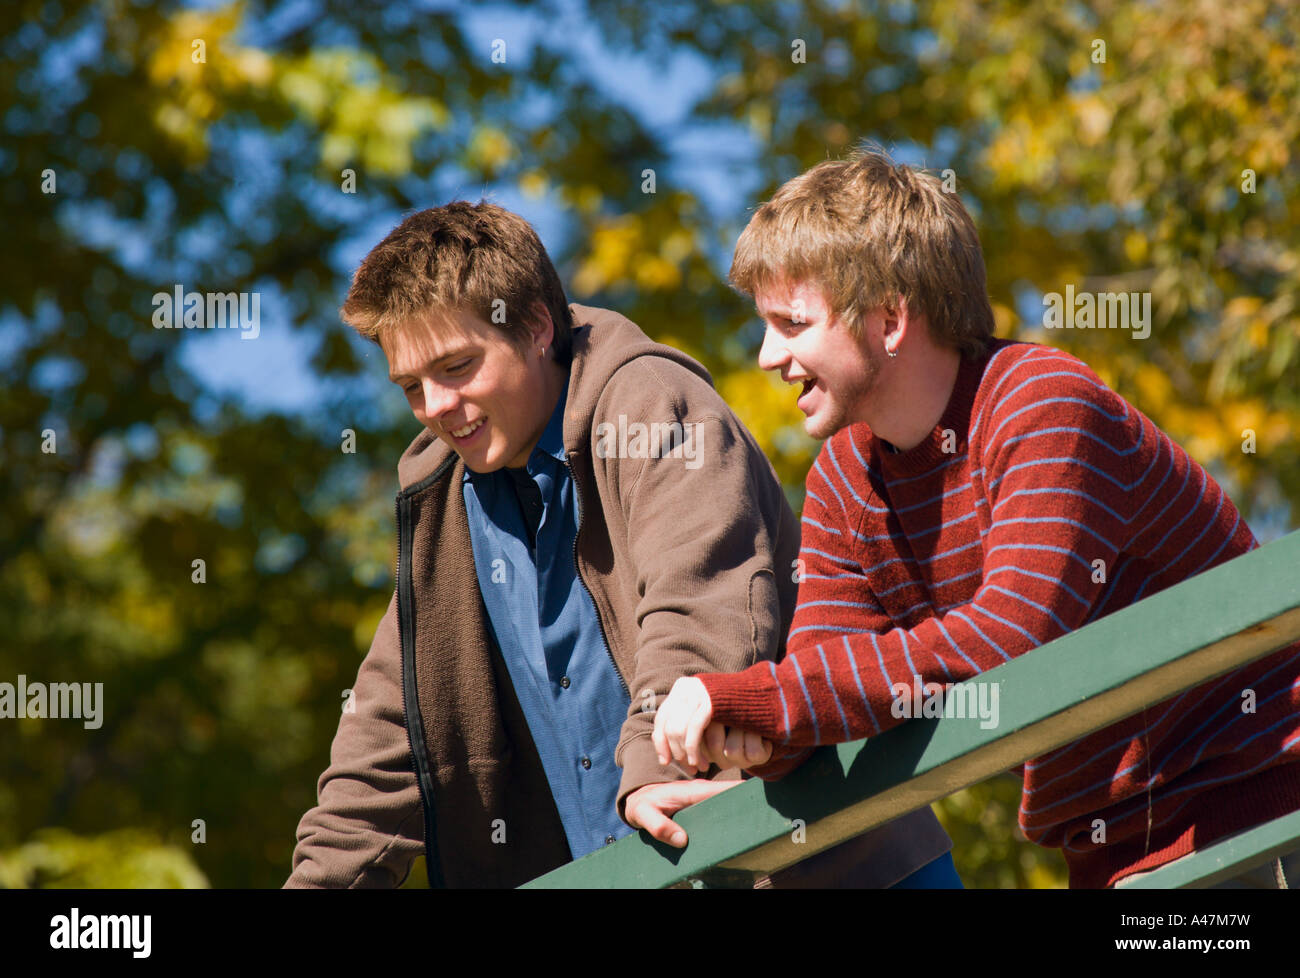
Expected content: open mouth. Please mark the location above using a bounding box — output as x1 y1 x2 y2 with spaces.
794 377 818 414
448 418 486 440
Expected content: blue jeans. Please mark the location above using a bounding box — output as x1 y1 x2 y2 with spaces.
888 850 964 889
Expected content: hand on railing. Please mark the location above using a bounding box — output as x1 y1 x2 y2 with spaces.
624 779 743 849
653 676 773 773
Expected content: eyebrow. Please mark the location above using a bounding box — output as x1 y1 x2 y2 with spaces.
388 348 472 383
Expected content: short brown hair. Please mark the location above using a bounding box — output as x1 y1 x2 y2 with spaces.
730 146 994 359
341 200 574 362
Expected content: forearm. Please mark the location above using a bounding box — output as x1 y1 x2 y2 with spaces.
287 783 425 888
285 598 426 888
607 373 800 794
700 613 1010 747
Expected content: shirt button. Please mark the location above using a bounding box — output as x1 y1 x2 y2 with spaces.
581 756 591 770
604 835 615 846
559 676 570 689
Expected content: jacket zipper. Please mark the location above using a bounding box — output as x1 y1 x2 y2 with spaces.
563 455 630 698
395 451 621 887
395 490 446 888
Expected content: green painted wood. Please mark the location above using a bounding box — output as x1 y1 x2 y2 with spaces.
524 530 1300 888
1115 810 1300 888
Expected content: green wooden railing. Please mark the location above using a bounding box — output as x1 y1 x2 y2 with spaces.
524 530 1300 889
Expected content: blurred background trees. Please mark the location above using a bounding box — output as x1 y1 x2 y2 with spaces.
3 0 1296 888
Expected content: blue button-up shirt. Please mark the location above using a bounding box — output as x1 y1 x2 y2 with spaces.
462 381 634 859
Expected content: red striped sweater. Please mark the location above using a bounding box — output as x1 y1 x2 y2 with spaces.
701 338 1300 888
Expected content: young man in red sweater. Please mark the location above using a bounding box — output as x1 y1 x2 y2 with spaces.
653 148 1300 888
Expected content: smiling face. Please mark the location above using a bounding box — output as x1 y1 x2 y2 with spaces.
383 306 560 473
754 280 883 440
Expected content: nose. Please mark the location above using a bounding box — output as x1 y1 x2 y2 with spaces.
421 376 460 423
757 323 790 374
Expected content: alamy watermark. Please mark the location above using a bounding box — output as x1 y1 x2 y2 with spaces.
1042 285 1151 339
0 675 103 729
890 673 1000 730
151 284 261 339
50 908 150 958
594 415 704 470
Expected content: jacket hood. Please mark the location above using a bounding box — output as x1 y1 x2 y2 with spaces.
396 304 714 490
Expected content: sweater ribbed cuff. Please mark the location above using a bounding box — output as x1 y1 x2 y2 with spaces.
699 666 783 740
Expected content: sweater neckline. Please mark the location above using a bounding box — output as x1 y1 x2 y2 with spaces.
875 346 991 478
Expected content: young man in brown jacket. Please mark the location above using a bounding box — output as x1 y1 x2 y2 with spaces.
284 200 953 888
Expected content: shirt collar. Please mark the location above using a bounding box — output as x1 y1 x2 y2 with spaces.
534 375 569 464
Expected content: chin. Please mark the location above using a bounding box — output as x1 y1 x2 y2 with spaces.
804 414 844 441
454 445 492 474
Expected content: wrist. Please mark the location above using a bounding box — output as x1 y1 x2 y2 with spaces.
698 665 782 739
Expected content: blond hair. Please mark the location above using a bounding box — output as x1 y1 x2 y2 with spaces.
730 146 994 358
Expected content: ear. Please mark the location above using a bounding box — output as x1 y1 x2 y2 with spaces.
527 300 555 350
877 296 908 356
883 295 911 333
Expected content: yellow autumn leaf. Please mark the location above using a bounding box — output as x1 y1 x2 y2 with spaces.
466 126 514 171
634 257 681 291
1134 363 1174 410
1073 95 1113 145
572 218 640 296
519 171 548 198
1124 232 1149 264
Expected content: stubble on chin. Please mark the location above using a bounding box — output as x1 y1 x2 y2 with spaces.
807 352 881 441
806 402 846 441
